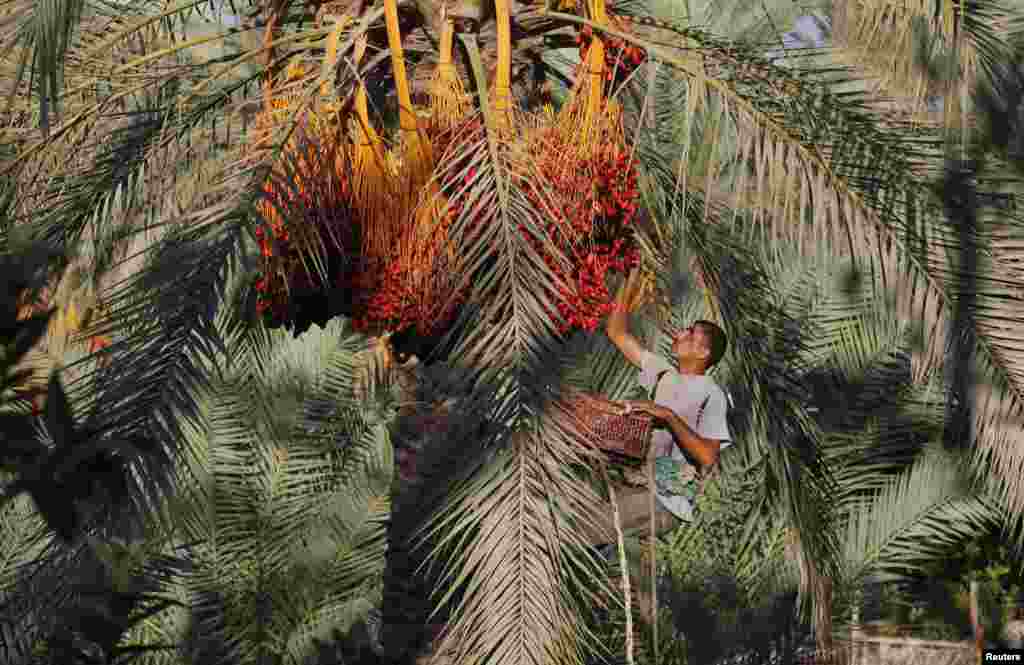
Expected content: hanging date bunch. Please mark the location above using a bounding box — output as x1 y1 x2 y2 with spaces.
253 138 356 325
521 117 641 334
518 0 645 335
250 13 460 336
253 54 357 327
575 18 647 93
343 17 478 339
254 138 354 323
347 116 482 336
249 0 652 350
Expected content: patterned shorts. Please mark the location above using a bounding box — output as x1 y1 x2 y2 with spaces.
654 457 702 502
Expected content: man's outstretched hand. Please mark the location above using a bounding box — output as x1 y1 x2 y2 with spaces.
619 400 672 422
606 267 650 369
615 267 646 313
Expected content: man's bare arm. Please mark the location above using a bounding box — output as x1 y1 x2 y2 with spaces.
623 401 722 469
661 412 721 468
606 267 647 368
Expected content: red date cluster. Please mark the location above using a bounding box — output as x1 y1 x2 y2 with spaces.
524 131 642 334
254 110 643 342
346 121 475 336
349 242 465 337
254 138 354 325
254 210 295 322
576 24 647 90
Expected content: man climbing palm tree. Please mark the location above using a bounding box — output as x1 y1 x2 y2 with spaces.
592 267 732 544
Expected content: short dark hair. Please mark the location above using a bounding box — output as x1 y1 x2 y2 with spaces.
694 319 728 370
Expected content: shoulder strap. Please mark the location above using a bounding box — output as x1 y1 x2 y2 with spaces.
695 394 711 430
648 369 670 400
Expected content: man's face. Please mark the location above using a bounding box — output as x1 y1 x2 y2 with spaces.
671 323 709 364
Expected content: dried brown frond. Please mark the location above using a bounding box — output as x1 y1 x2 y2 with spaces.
829 0 1012 138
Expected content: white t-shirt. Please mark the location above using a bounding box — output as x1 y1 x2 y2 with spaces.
637 349 732 520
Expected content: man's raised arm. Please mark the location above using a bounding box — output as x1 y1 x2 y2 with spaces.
605 267 647 368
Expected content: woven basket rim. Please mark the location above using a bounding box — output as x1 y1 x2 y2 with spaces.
552 389 653 461
559 389 653 420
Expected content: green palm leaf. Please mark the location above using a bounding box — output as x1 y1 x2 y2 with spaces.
818 0 1017 135
368 34 628 665
3 2 1023 665
567 6 1024 553
840 448 1000 586
127 314 392 665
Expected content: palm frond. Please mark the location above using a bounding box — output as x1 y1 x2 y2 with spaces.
16 12 384 545
655 0 818 52
823 0 1018 134
750 254 926 496
1 0 91 136
361 34 632 665
840 447 1001 586
148 306 392 665
564 8 1024 547
0 491 54 661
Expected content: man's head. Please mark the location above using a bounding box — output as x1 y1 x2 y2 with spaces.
670 319 728 373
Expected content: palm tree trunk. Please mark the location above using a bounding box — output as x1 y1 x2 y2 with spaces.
940 160 977 452
817 575 834 662
379 359 457 664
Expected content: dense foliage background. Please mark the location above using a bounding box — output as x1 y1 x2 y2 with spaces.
1 0 1024 664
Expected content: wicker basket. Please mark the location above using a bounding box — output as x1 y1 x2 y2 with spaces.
559 390 653 462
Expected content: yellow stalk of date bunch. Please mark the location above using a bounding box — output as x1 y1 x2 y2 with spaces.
428 19 470 128
350 36 396 265
408 17 467 282
553 0 619 156
494 0 513 125
384 0 433 190
584 0 608 141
